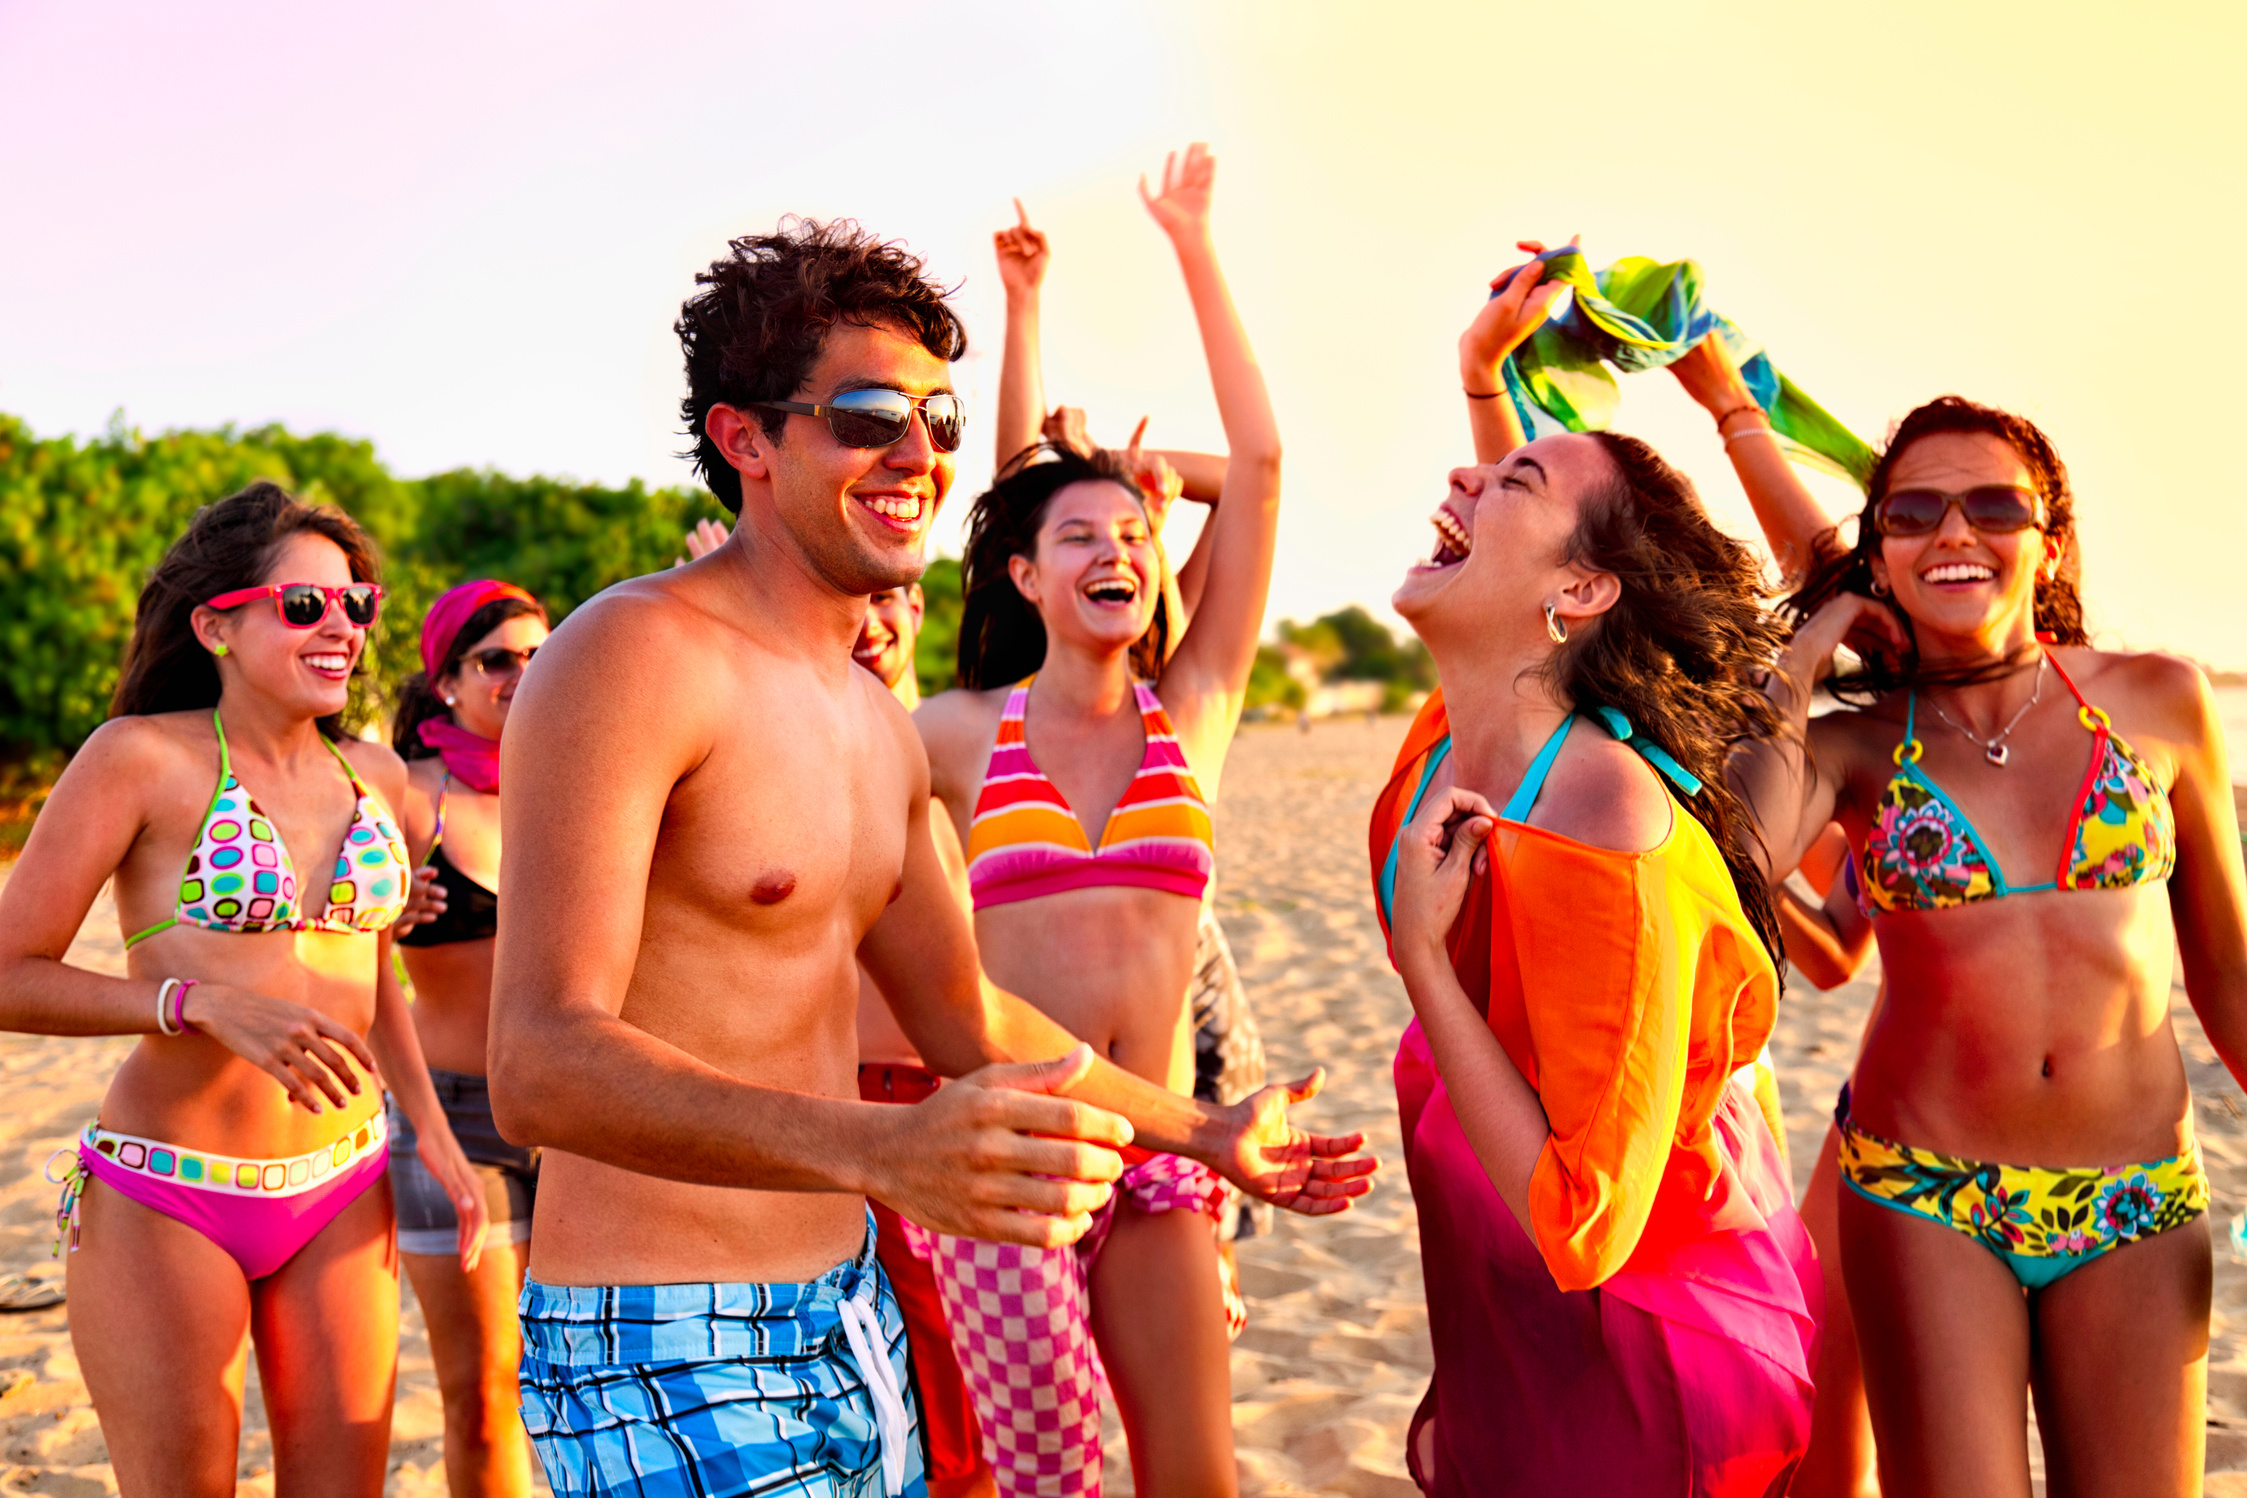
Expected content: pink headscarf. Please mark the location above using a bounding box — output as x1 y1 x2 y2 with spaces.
417 580 541 793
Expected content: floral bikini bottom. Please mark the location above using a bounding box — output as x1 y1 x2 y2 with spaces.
1835 1084 2207 1290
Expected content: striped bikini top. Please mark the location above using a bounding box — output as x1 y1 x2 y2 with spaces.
125 710 412 947
1859 652 2174 915
966 677 1215 911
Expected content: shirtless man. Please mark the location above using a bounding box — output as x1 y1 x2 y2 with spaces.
488 221 1374 1498
682 516 995 1498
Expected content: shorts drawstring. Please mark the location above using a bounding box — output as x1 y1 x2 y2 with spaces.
834 1271 909 1497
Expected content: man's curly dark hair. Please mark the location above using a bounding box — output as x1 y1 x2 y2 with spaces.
676 218 969 514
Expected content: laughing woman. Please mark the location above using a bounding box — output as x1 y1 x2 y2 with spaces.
912 144 1354 1498
0 483 486 1497
1370 438 1821 1496
1730 397 2247 1495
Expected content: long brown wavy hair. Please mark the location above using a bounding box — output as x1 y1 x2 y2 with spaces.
1556 432 1790 968
112 482 381 741
956 445 1170 690
1786 395 2086 703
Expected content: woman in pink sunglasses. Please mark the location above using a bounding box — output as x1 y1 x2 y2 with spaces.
0 481 486 1498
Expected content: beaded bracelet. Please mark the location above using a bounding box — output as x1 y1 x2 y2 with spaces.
1463 388 1504 401
1713 404 1764 432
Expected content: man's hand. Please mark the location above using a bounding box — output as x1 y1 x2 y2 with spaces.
1211 1068 1378 1215
868 1045 1132 1248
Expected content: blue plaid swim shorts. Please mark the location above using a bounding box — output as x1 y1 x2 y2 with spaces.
518 1215 926 1498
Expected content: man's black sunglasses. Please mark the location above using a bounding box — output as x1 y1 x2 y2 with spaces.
752 390 965 453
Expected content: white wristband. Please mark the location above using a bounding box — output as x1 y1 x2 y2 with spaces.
1724 424 1775 448
155 978 181 1036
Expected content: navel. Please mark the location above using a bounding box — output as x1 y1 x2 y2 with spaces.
750 871 798 906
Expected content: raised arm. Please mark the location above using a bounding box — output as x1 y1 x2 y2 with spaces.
1666 333 1836 586
1727 592 1907 882
993 198 1051 469
1459 239 1570 464
1139 144 1283 730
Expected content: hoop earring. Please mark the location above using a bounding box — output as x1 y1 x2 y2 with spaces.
1869 579 1891 598
1543 602 1569 645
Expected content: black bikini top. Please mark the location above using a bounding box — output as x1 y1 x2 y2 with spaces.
397 774 499 948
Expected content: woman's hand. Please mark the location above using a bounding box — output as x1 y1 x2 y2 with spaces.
178 982 382 1114
1139 143 1217 246
1667 332 1757 425
1041 404 1095 458
1118 417 1187 532
1391 785 1500 970
414 1121 492 1273
676 517 730 567
994 198 1050 302
392 864 447 937
1460 238 1574 390
1781 592 1910 700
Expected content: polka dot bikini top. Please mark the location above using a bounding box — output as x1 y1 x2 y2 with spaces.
124 710 411 948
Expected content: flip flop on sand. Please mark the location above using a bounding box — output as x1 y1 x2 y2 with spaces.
0 1273 64 1313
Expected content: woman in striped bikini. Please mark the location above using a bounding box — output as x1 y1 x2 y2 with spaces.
913 143 1299 1497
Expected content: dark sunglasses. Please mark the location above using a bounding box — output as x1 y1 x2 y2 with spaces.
205 582 384 628
1873 485 2040 538
464 646 537 680
752 389 965 453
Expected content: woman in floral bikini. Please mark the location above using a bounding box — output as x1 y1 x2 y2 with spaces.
1730 395 2247 1494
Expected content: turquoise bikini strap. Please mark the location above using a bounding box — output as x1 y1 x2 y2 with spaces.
1588 705 1704 797
1502 715 1577 823
1378 738 1452 929
1903 692 1918 741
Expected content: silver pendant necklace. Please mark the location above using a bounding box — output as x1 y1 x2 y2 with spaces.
1927 654 2046 768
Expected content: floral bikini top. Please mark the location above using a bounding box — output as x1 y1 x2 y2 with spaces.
1859 652 2174 915
124 710 411 947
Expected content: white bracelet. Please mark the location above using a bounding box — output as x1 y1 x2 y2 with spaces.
1723 424 1776 447
155 978 181 1036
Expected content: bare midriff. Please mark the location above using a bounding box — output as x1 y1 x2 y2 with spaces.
399 939 495 1076
1849 882 2189 1167
974 885 1202 1096
109 924 385 1157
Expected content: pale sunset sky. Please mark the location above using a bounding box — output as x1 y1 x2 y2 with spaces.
4 1 2241 664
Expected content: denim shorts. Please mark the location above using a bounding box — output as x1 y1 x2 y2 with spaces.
386 1067 538 1257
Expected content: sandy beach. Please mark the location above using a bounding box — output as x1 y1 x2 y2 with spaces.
5 715 2247 1495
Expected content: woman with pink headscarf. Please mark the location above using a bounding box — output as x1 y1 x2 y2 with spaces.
389 579 550 1498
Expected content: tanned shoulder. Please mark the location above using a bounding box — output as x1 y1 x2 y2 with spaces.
1538 732 1673 855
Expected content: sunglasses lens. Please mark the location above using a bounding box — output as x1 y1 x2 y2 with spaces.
473 648 531 678
1877 491 1945 535
342 586 381 626
923 394 965 453
278 586 329 626
1962 487 2037 532
826 390 912 448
